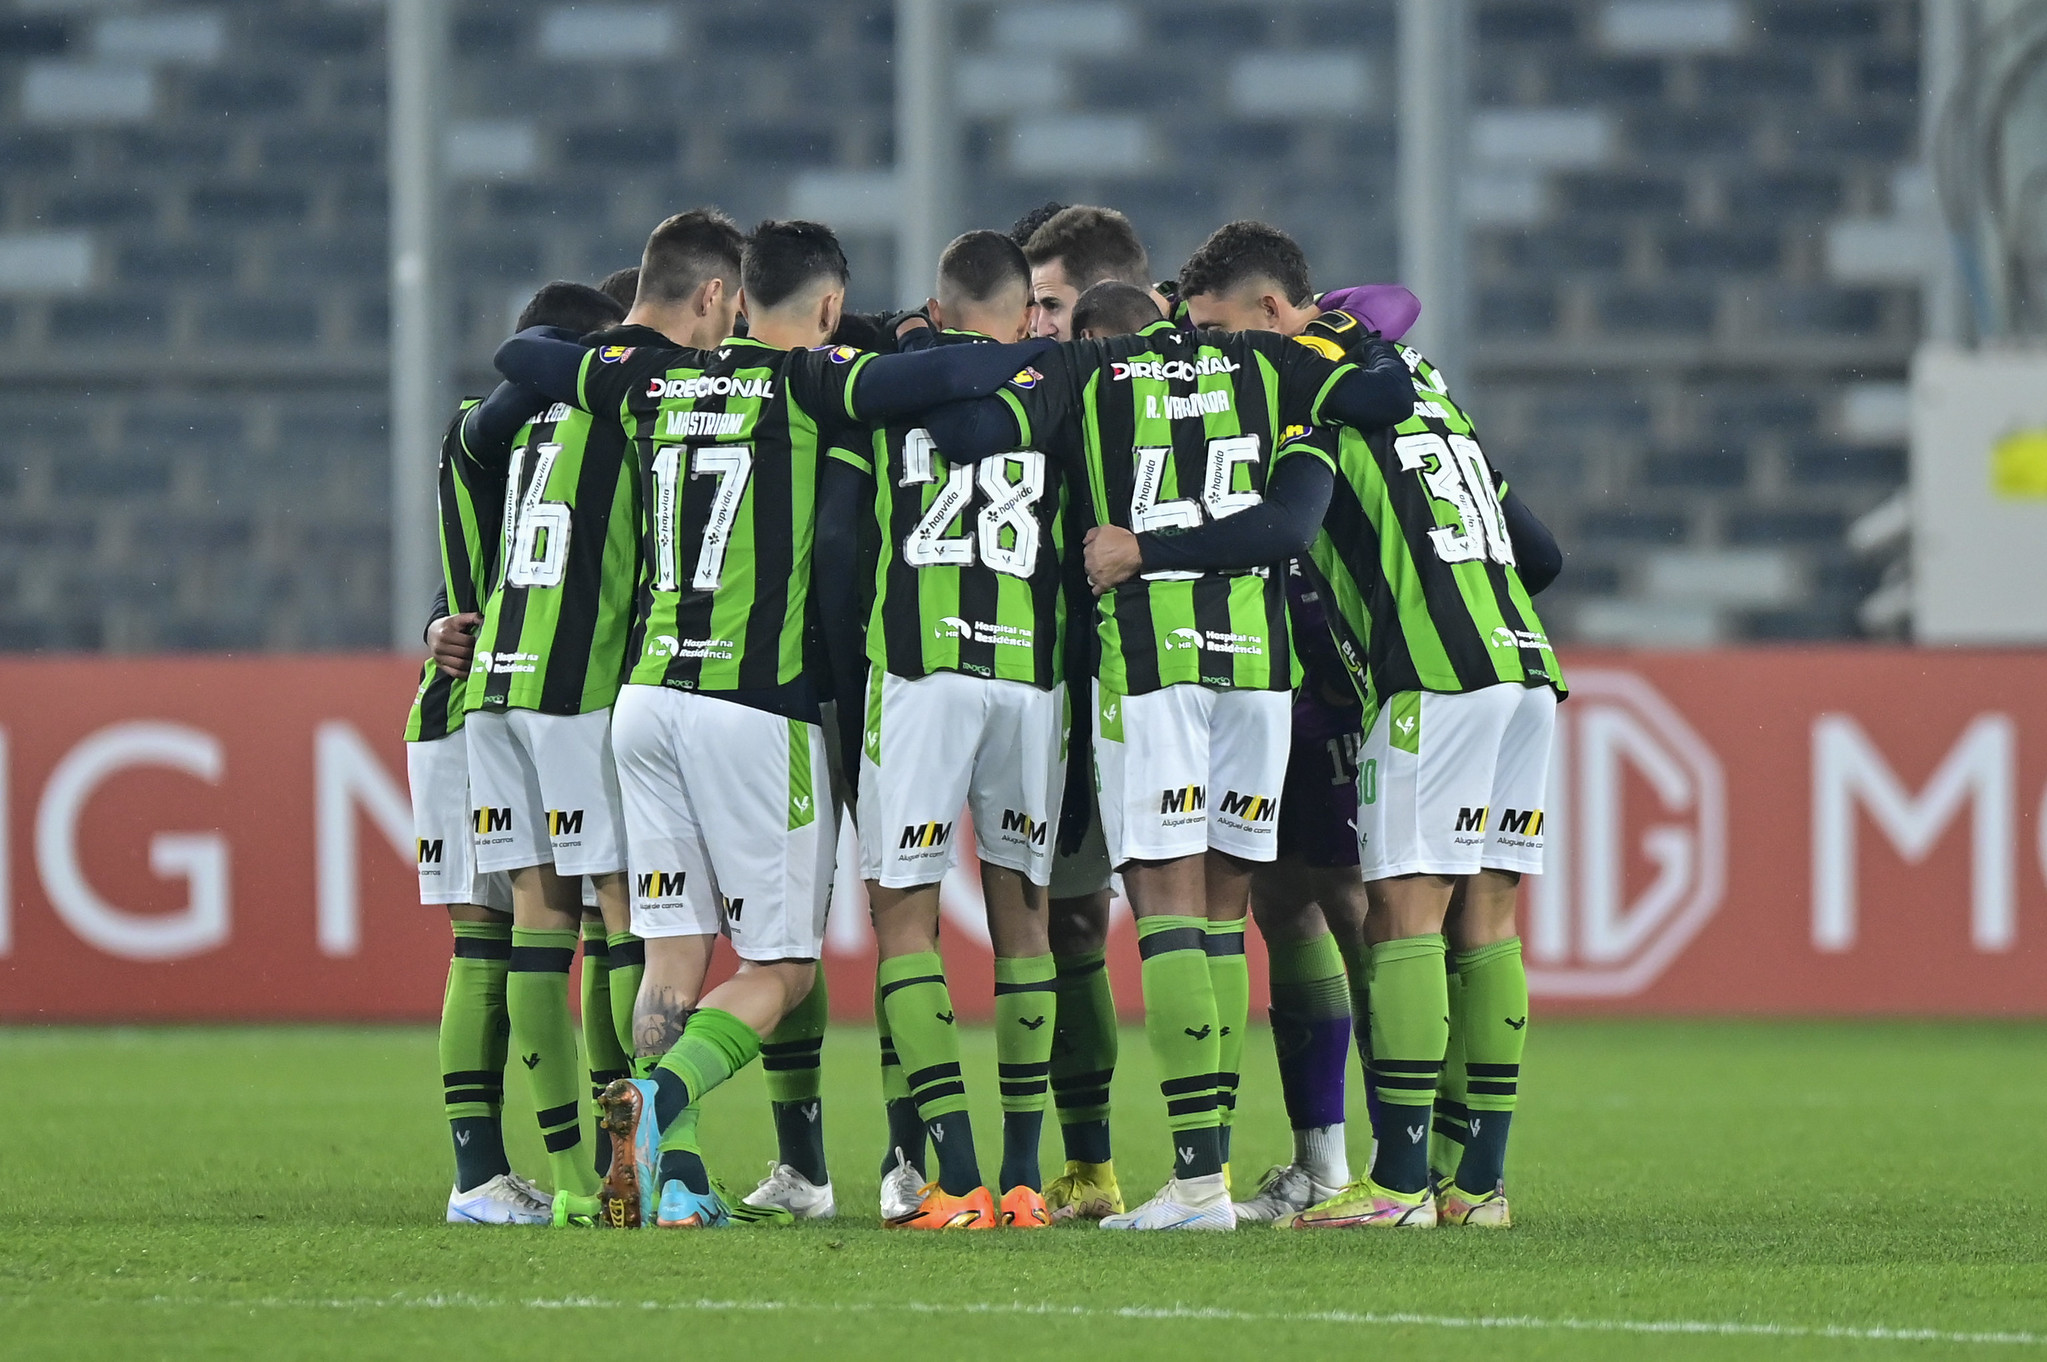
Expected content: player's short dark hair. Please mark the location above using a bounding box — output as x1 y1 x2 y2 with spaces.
515 280 626 335
595 266 639 311
1178 220 1313 306
1008 200 1069 249
1072 280 1162 338
1024 205 1151 289
638 208 745 305
742 219 850 311
937 230 1030 308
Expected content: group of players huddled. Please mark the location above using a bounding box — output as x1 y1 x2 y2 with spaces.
407 198 1564 1234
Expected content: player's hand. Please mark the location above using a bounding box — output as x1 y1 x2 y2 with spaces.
1083 526 1143 595
428 612 482 678
889 302 935 341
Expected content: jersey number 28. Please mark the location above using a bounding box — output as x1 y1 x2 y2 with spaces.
899 429 1046 579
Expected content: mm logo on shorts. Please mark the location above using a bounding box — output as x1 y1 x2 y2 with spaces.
1454 806 1489 834
417 838 444 865
546 809 584 837
999 809 1048 846
722 895 744 923
637 870 686 899
899 821 953 850
1496 807 1544 839
1218 791 1277 822
1160 786 1206 815
473 807 512 835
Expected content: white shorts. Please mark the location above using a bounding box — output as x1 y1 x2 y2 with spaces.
1355 683 1557 880
1049 793 1112 900
464 707 627 876
857 670 1066 889
611 685 836 961
1093 682 1291 867
405 731 512 911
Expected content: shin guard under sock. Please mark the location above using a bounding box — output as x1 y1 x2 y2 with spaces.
1432 962 1470 1181
879 951 981 1194
994 953 1056 1191
1049 948 1116 1165
761 963 829 1186
442 919 512 1192
1136 915 1223 1179
1366 934 1448 1195
507 926 597 1197
1205 918 1248 1164
604 931 645 1060
1453 937 1527 1194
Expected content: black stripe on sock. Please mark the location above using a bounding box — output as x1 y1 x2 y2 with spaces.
761 1054 822 1072
998 1061 1052 1077
912 1080 967 1103
1158 1073 1214 1097
1136 927 1204 960
879 1045 900 1065
508 945 574 973
1202 931 1247 956
589 1068 629 1086
1467 1080 1519 1097
581 935 610 959
1055 1087 1109 1110
1432 1114 1468 1139
444 1087 497 1106
535 1101 579 1130
879 973 947 1000
1370 1072 1442 1093
543 1126 582 1153
999 1080 1050 1098
760 1038 824 1056
1051 1068 1113 1091
452 936 512 960
994 978 1058 995
1165 1093 1223 1117
1466 1062 1521 1078
608 939 646 968
442 1069 501 1087
1054 955 1106 978
905 1062 963 1088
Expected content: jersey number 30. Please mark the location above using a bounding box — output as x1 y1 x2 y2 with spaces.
651 443 754 592
1394 431 1516 567
899 429 1046 579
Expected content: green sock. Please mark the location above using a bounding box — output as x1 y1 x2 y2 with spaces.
441 919 511 1193
507 926 598 1197
652 1006 762 1193
579 921 627 1176
876 971 924 1177
605 930 644 1061
1049 947 1116 1165
1136 914 1223 1180
994 953 1057 1192
1204 917 1249 1164
761 963 829 1187
880 951 980 1195
1432 961 1469 1181
1367 934 1449 1195
1454 937 1528 1195
1266 929 1352 1133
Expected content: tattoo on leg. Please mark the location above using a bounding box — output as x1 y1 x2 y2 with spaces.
634 986 693 1058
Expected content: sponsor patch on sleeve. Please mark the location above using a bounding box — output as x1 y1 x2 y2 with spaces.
815 344 861 363
1008 366 1042 389
598 345 635 363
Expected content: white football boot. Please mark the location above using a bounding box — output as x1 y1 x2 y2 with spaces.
878 1148 926 1222
446 1172 552 1225
737 1162 836 1222
1231 1163 1345 1223
1098 1177 1237 1231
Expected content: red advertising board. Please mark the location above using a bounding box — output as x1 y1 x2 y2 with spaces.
0 650 2041 1021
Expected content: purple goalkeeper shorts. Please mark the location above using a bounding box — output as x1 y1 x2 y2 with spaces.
1277 687 1365 868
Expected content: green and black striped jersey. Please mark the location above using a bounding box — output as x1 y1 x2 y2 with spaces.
464 324 654 718
853 329 1069 689
999 318 1355 696
406 398 504 742
573 335 871 695
1278 344 1565 722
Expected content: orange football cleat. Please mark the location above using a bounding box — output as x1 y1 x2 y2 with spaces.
884 1182 997 1230
999 1185 1051 1229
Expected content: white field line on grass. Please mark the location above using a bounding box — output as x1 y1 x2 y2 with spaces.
97 1293 2041 1348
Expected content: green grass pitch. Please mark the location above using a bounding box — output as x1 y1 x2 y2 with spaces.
2 1020 2043 1360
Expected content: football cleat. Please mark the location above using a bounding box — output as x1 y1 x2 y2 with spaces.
1043 1159 1124 1222
550 1191 601 1228
733 1162 835 1224
1437 1180 1512 1227
878 1147 926 1222
445 1173 551 1226
654 1179 731 1229
1098 1179 1236 1231
885 1182 997 1230
999 1185 1051 1229
596 1077 659 1228
1231 1163 1343 1224
1283 1177 1436 1229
